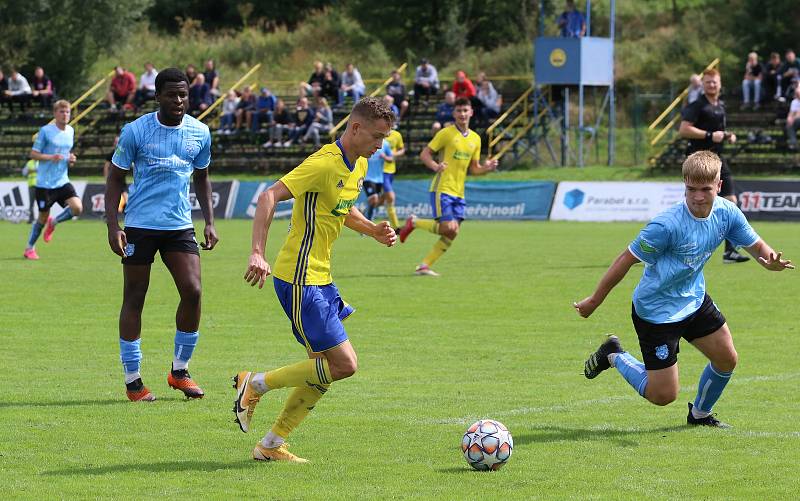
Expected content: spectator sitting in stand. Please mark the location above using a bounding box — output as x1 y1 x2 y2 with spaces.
785 86 800 151
321 69 340 106
741 52 763 110
687 74 703 104
384 94 400 122
453 70 479 114
30 67 54 109
188 73 212 116
413 58 439 106
134 62 158 109
763 52 782 102
218 89 239 134
300 61 326 96
251 87 277 133
106 65 136 112
431 91 456 134
339 63 365 106
476 79 502 125
778 49 800 102
4 68 32 113
558 0 586 38
302 97 333 148
234 85 256 132
185 64 198 84
283 96 314 147
0 69 8 108
386 70 409 120
263 98 291 148
203 59 221 99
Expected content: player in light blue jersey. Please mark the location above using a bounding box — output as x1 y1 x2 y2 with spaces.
575 151 793 427
363 139 392 221
105 68 218 402
23 100 82 260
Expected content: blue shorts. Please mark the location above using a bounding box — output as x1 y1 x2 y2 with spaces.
430 192 466 222
273 278 354 352
382 173 394 193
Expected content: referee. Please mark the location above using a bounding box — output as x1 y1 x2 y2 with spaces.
679 68 749 263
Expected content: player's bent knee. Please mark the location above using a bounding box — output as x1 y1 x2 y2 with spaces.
330 359 357 380
714 349 738 373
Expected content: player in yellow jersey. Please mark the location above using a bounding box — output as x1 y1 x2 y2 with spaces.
379 126 405 228
398 97 498 276
233 97 397 463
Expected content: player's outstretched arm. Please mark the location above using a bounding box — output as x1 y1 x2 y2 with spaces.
344 206 397 247
193 168 218 250
244 181 293 289
105 165 128 257
745 239 794 271
574 249 640 318
469 157 498 176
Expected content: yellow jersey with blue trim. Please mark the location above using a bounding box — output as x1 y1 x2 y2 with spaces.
427 125 480 199
383 129 404 174
273 141 366 285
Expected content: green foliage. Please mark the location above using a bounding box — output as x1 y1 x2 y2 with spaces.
0 0 152 96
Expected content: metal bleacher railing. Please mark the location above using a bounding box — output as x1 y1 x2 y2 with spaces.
198 63 262 123
327 63 408 139
486 85 536 161
647 58 720 149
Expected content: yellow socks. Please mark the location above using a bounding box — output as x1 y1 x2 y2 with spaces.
415 218 439 234
386 203 399 228
422 237 452 266
270 383 329 438
265 358 332 390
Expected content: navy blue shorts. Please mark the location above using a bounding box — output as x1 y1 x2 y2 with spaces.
382 173 395 193
273 277 355 353
430 192 466 222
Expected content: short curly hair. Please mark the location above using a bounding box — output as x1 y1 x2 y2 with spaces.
350 96 395 126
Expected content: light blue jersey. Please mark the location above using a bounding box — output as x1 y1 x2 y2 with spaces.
112 112 211 230
32 124 74 189
365 140 391 183
628 198 759 323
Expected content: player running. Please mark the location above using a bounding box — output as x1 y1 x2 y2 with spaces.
363 137 392 221
105 68 218 402
234 97 397 463
380 126 405 229
575 151 793 427
23 100 82 260
398 97 497 276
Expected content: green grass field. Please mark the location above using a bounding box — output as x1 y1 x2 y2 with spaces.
1 219 799 499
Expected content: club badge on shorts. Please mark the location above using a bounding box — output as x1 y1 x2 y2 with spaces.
124 243 136 257
655 344 669 360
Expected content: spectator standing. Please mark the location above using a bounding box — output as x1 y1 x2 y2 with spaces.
340 63 365 105
283 96 313 147
558 0 586 38
763 52 782 102
778 50 800 102
134 62 158 108
386 70 409 120
203 59 220 99
414 58 439 105
432 91 456 134
188 73 212 116
5 68 32 113
218 89 239 134
687 74 703 104
741 52 763 110
234 86 256 131
251 87 277 132
30 67 54 109
303 97 333 147
106 65 136 112
785 86 800 151
263 98 290 148
476 79 502 125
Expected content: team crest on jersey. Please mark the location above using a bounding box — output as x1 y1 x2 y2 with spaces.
655 344 669 360
185 140 201 158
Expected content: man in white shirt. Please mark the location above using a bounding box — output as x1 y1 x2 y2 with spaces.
786 86 800 150
414 58 439 106
134 62 158 109
4 68 32 113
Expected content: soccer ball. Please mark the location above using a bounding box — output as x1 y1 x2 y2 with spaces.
461 419 513 471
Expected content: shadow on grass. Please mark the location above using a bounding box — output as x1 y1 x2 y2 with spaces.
514 424 687 447
334 272 412 279
44 459 257 476
434 466 478 474
0 396 190 408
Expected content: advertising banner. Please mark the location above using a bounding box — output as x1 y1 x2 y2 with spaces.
80 181 237 220
549 182 684 222
0 181 86 223
736 180 800 221
231 180 556 221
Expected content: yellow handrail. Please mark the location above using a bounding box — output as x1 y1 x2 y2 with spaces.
486 85 535 159
486 86 534 135
649 114 681 146
198 63 261 122
328 63 408 139
32 69 115 141
647 58 719 131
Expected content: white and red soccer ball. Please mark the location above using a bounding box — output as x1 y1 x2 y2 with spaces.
461 419 513 471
